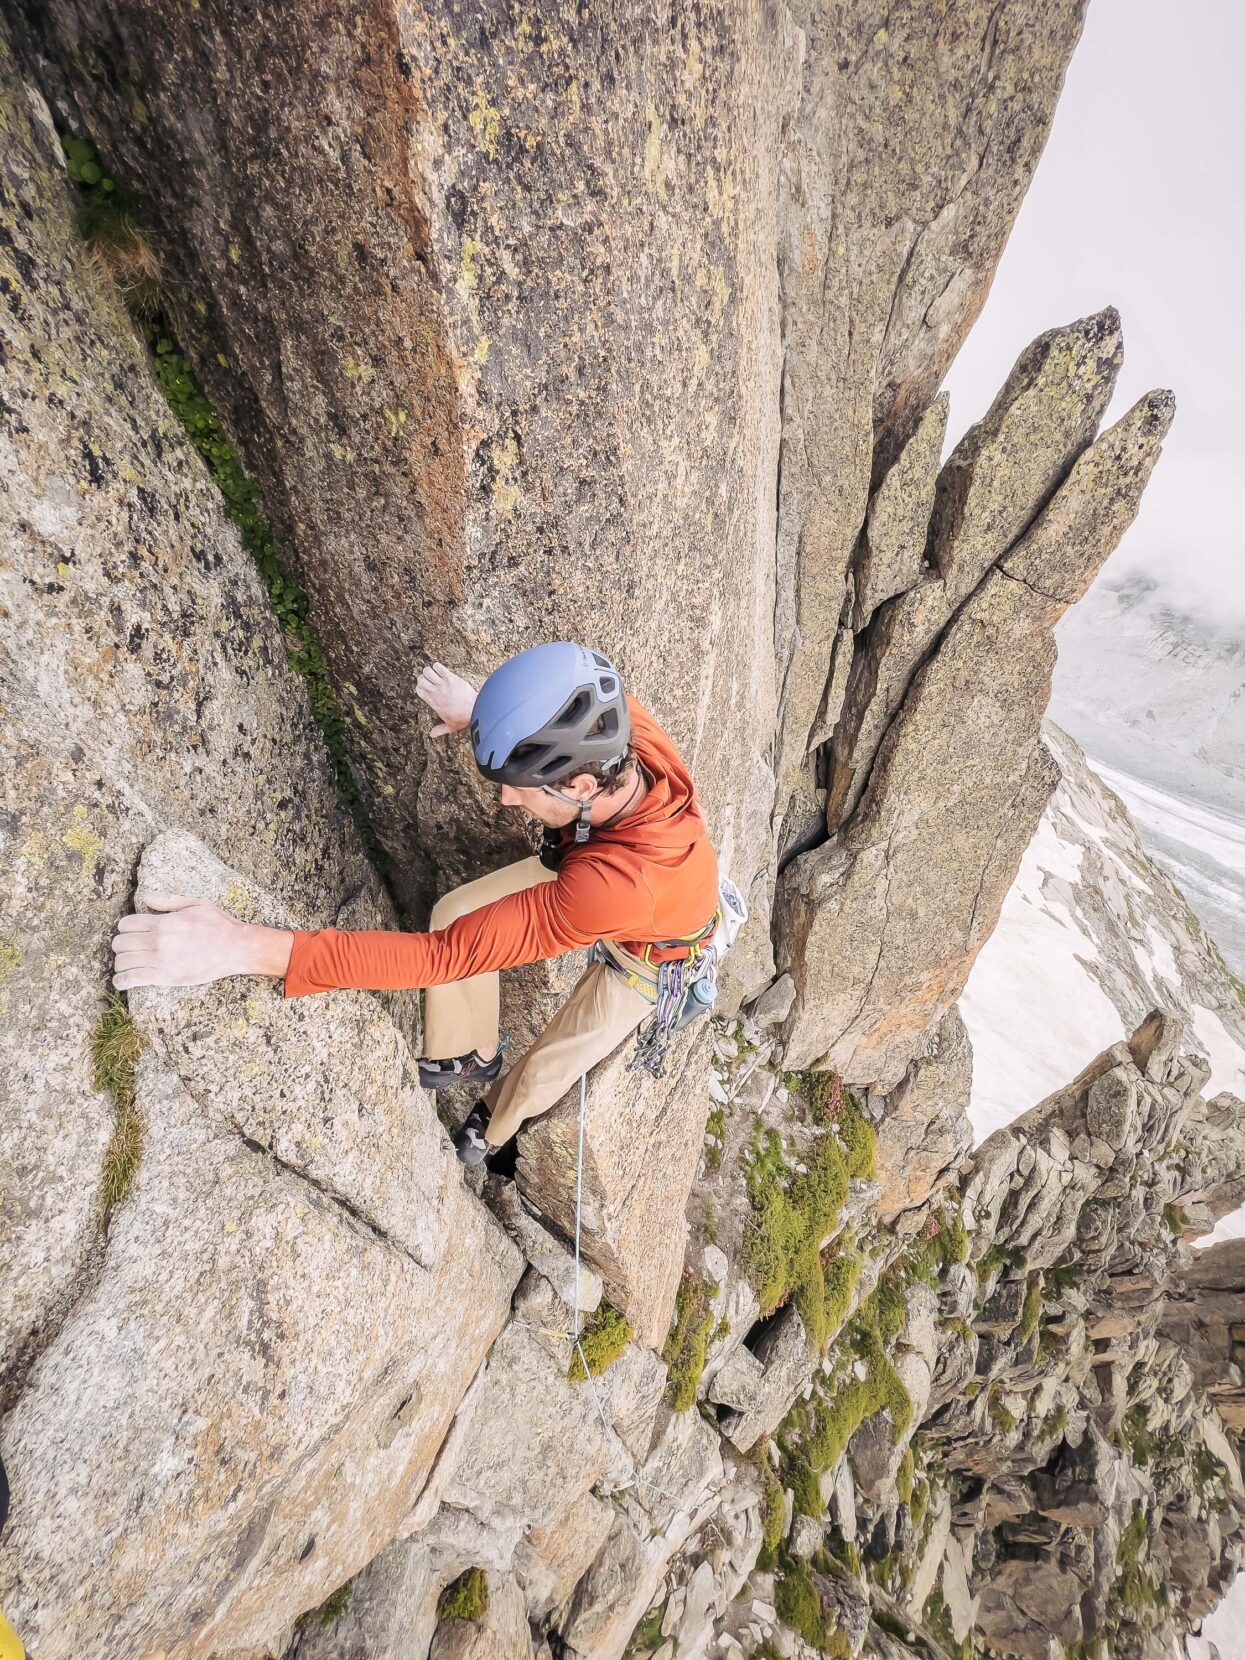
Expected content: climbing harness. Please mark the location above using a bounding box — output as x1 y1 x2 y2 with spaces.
597 875 749 1078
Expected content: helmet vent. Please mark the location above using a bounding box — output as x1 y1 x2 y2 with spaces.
552 689 592 729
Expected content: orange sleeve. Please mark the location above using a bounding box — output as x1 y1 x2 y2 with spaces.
283 857 639 997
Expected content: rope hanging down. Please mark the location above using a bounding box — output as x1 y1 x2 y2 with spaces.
568 1070 681 1505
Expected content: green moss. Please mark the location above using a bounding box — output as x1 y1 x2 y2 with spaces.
662 1274 716 1411
837 1097 877 1179
923 1585 971 1660
896 1445 915 1506
791 1459 824 1520
742 1130 849 1339
987 1390 1018 1433
857 1274 907 1345
822 1248 862 1341
624 1601 667 1655
1162 1201 1188 1235
294 1578 354 1631
569 1303 632 1381
63 131 389 883
757 1474 787 1572
704 1105 726 1170
1018 1274 1043 1345
91 994 146 1221
775 1555 828 1649
976 1242 1024 1281
937 1204 970 1266
438 1567 489 1623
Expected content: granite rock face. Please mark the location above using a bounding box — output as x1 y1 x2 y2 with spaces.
8 8 1237 1660
0 833 522 1660
0 38 385 1418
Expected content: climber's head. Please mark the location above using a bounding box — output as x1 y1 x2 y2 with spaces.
471 642 635 834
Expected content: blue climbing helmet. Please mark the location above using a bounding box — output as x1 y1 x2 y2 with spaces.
471 642 631 788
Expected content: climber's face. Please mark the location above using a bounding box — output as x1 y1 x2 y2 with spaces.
498 773 597 828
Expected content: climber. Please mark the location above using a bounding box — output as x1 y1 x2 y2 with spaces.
111 642 738 1166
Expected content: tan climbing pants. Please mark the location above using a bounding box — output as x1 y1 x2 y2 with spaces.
423 857 653 1146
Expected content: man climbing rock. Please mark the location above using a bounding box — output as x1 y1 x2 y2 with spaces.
111 643 727 1164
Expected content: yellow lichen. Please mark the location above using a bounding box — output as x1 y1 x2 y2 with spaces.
468 85 501 159
0 937 19 984
62 805 103 877
345 355 374 384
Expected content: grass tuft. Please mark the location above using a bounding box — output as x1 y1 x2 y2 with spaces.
438 1566 488 1622
91 994 146 1221
662 1273 716 1411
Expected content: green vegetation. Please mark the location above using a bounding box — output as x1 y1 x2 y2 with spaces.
91 994 146 1221
1018 1274 1043 1346
569 1303 633 1381
896 1445 915 1506
704 1106 726 1170
757 1473 787 1572
987 1389 1019 1433
62 133 388 878
923 1585 972 1660
438 1567 489 1622
624 1601 667 1654
936 1203 970 1265
1046 1262 1082 1296
1113 1511 1167 1619
294 1579 354 1632
742 1124 860 1349
775 1554 851 1653
784 1316 913 1519
976 1242 1025 1281
662 1274 716 1411
1162 1201 1189 1235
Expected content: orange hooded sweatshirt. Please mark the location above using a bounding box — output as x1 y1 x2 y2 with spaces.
283 698 719 997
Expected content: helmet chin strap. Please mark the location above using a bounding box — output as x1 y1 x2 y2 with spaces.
542 785 598 844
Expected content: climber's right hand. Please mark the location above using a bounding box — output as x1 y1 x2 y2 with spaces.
416 661 476 737
111 894 294 990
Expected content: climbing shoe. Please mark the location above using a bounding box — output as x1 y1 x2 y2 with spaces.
454 1100 493 1167
418 1039 507 1093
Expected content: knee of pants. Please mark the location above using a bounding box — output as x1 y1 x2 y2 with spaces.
429 884 474 931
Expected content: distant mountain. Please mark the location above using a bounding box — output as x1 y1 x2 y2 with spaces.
1050 570 1245 971
960 721 1245 1147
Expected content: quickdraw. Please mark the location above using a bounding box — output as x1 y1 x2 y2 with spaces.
595 875 749 1079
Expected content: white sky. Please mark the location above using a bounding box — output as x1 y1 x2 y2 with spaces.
943 0 1245 628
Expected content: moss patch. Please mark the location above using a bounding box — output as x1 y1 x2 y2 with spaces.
1018 1274 1043 1345
91 994 145 1222
757 1473 787 1572
294 1578 354 1631
742 1125 852 1345
662 1273 716 1411
438 1567 489 1623
775 1554 828 1649
569 1302 633 1381
62 134 389 883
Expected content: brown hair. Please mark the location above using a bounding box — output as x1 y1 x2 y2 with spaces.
554 746 637 795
